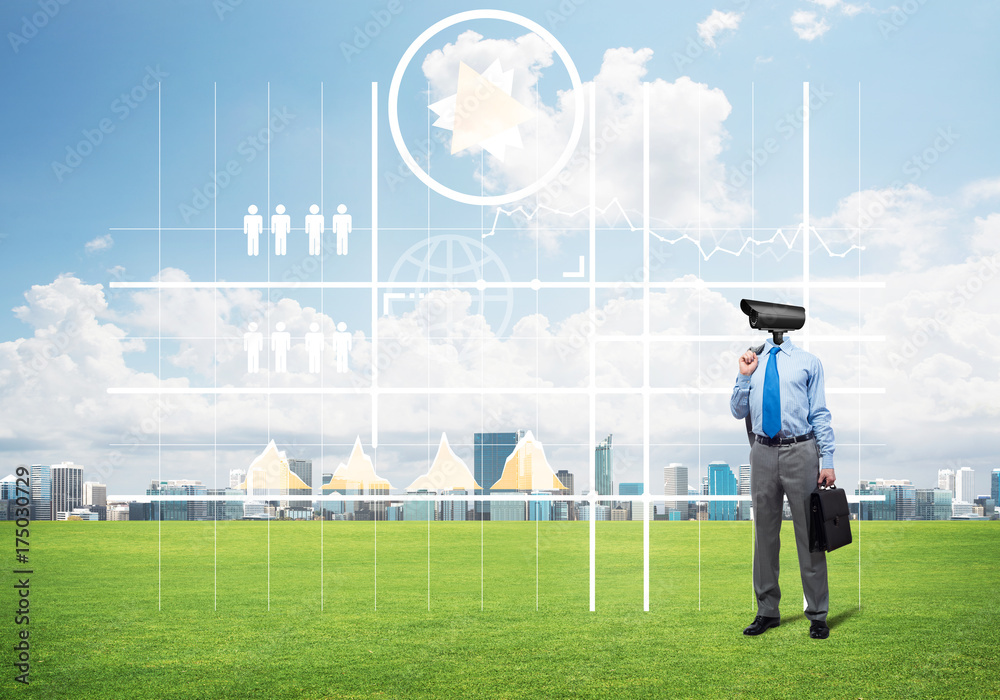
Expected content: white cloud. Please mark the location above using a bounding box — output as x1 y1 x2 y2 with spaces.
423 43 749 251
85 233 113 253
696 10 743 49
791 10 831 40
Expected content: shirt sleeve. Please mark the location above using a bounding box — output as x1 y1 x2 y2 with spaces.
730 373 751 420
807 357 835 471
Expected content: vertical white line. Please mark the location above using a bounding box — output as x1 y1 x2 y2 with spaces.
587 83 597 612
371 82 379 451
157 81 162 612
320 81 325 612
213 81 218 612
371 82 379 613
588 82 597 613
697 90 702 613
266 82 270 613
642 81 650 613
857 82 863 611
802 81 810 351
426 81 431 614
750 82 756 611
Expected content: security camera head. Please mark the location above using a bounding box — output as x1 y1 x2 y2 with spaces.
740 298 805 345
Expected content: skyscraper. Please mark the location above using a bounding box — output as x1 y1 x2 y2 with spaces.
229 469 246 489
619 482 643 520
30 465 52 521
595 434 613 498
51 462 84 518
287 458 313 509
708 462 737 521
955 467 975 503
937 468 956 496
738 464 751 520
83 482 107 508
663 463 688 519
556 469 574 520
915 488 953 520
992 469 999 505
474 430 523 520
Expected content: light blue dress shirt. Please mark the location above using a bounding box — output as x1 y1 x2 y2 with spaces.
730 337 835 471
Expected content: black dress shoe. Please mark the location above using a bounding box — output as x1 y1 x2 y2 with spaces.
743 615 780 636
809 621 830 639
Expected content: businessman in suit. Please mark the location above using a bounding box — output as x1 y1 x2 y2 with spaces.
731 336 836 640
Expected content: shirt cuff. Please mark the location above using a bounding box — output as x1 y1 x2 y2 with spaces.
735 374 750 388
821 453 834 471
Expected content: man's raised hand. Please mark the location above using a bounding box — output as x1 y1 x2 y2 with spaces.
739 350 758 376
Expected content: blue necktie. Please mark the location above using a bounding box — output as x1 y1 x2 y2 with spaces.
762 346 781 439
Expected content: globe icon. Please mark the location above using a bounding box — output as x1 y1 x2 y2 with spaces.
386 234 514 354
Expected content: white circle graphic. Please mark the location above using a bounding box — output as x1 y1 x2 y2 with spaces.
388 10 585 207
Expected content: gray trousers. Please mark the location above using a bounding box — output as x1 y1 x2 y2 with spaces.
750 437 828 622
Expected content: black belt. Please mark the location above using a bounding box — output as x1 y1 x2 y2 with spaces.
755 431 815 447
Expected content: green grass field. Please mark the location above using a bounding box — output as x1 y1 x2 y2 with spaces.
1 520 998 698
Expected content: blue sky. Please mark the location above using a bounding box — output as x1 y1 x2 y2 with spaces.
1 0 998 495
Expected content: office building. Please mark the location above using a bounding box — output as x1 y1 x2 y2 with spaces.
57 507 99 521
595 434 613 499
937 468 955 496
619 482 643 521
991 469 999 505
207 488 244 520
578 503 610 521
287 458 313 509
973 495 995 517
854 481 897 520
403 491 433 521
474 430 524 520
528 495 551 521
556 469 575 520
738 464 751 520
440 489 468 521
51 462 84 519
955 467 975 504
30 464 52 520
107 504 130 521
708 462 738 521
146 479 208 520
915 488 952 520
663 463 688 520
83 482 107 508
229 469 246 489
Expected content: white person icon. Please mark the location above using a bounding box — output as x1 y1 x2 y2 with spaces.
334 321 352 373
272 321 291 373
304 322 324 373
332 204 352 255
271 204 291 256
305 204 324 256
244 205 263 256
243 322 263 373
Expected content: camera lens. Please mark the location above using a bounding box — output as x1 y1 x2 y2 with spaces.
749 310 758 328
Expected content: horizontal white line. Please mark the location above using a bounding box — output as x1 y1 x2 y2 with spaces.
598 335 886 343
107 386 885 396
107 494 887 503
109 281 886 290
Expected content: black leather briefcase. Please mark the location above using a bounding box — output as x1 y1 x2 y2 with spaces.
809 486 852 553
